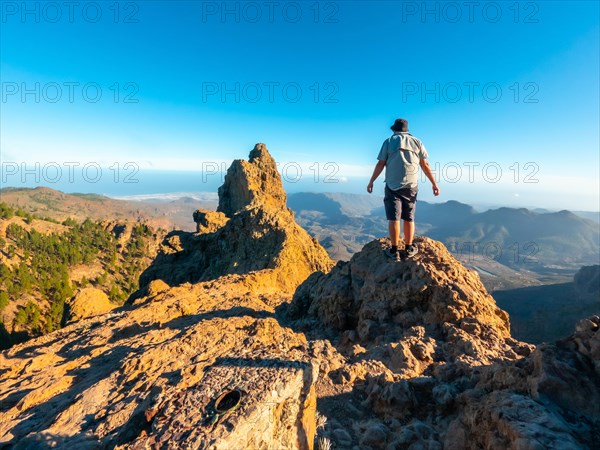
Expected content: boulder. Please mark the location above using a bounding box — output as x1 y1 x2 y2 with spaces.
192 210 229 234
63 287 116 324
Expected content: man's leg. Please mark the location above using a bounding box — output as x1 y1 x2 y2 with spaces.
403 220 415 246
389 220 400 247
399 187 418 257
383 186 401 257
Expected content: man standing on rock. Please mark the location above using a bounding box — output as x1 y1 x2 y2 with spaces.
367 118 440 260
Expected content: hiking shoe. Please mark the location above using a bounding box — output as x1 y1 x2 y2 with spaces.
404 244 418 258
384 248 400 262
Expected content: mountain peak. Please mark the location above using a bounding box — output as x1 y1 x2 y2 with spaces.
289 237 527 372
248 142 273 164
1 144 334 449
138 143 333 295
217 143 286 217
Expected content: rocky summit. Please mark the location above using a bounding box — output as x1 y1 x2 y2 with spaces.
288 239 600 449
139 143 332 296
1 144 599 449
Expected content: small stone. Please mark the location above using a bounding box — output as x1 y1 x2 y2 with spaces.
350 344 367 357
360 422 389 446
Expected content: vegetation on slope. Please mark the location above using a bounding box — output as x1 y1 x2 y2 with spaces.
0 202 160 348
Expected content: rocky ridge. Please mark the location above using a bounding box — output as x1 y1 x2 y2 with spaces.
1 144 599 449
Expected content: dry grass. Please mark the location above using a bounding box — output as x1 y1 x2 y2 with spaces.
316 411 328 429
318 436 332 450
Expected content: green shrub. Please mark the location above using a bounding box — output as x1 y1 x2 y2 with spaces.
0 291 9 311
0 203 15 219
14 301 42 332
62 217 78 227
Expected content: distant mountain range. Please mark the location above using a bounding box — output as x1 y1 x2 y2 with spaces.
288 193 600 278
2 187 598 280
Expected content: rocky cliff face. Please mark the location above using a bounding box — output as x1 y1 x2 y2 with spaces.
285 239 600 449
1 144 598 450
139 143 332 296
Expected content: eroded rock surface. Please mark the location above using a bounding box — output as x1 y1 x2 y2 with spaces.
0 280 319 449
0 144 331 450
2 144 598 450
193 209 229 234
217 142 287 217
290 238 524 376
287 239 600 450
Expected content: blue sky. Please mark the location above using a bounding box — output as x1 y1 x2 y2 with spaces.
1 1 599 210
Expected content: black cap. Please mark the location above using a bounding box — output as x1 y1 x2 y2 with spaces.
390 118 409 132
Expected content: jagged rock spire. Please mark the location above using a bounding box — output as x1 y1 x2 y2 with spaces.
217 143 287 217
139 143 333 294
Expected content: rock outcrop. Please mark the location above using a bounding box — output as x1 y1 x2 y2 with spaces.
453 315 600 449
192 209 229 234
290 238 526 372
286 238 600 449
139 144 333 296
63 287 116 324
217 143 287 217
0 281 320 449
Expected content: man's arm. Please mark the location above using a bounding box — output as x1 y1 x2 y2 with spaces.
419 159 440 196
367 160 386 193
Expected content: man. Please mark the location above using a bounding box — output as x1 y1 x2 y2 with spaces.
367 118 440 260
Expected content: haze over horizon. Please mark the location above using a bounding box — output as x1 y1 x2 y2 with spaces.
1 1 599 210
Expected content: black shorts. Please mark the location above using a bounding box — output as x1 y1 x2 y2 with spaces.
384 185 418 222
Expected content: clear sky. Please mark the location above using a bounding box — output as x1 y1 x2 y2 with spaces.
1 1 599 210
